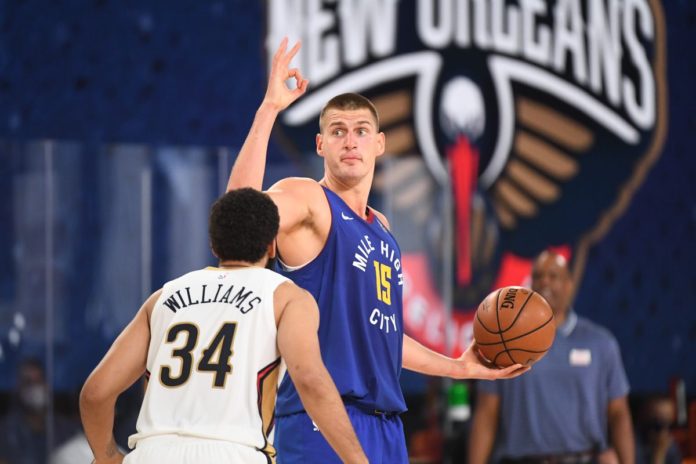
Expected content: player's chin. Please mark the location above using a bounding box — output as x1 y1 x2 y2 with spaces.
336 168 367 182
339 163 366 178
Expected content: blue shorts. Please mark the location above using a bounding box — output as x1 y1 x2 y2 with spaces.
274 405 408 464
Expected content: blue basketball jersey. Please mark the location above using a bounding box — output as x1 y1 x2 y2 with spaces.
274 186 407 415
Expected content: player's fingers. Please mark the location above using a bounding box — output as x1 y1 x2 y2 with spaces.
278 37 289 54
498 364 530 379
286 70 309 95
476 351 495 369
288 68 306 86
472 343 495 367
284 40 302 64
470 341 482 354
293 79 309 99
272 37 289 65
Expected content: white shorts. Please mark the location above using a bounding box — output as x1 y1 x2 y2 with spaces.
123 435 271 464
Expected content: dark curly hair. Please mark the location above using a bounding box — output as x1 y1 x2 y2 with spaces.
208 188 279 263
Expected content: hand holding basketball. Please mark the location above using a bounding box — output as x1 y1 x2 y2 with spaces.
453 340 530 380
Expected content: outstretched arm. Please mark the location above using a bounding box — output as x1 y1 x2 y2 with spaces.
402 334 529 380
80 290 160 464
276 283 368 464
227 38 308 192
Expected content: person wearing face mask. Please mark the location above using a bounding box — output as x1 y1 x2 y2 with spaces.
0 358 79 464
469 251 635 464
634 394 682 464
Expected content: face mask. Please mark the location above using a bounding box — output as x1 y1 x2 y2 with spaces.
20 384 48 412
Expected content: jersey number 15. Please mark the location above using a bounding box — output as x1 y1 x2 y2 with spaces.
373 261 392 305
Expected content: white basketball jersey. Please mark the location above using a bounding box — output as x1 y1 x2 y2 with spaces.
128 266 289 459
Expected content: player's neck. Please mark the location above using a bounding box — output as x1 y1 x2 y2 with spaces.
320 175 372 219
218 258 266 269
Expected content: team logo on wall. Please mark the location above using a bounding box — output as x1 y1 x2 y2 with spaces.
265 0 667 354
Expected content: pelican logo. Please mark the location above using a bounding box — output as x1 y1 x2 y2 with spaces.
266 0 667 353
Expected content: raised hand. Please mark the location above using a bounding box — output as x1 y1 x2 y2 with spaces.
263 37 309 112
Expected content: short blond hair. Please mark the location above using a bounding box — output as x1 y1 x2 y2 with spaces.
319 93 379 132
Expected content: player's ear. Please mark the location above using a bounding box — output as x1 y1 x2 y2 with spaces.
316 133 325 158
210 243 219 259
376 131 386 158
268 239 277 259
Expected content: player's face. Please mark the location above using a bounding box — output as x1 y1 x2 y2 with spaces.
531 253 573 317
316 109 385 184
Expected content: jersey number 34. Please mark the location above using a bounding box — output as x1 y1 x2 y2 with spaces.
159 322 238 388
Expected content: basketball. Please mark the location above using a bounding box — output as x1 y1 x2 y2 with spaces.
473 286 556 368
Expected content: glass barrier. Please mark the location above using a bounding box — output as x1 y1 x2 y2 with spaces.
0 139 228 462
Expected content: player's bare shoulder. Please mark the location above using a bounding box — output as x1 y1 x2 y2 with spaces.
267 177 331 244
144 288 164 322
272 280 317 325
268 178 328 216
268 177 323 197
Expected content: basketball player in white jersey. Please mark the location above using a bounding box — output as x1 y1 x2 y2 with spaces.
80 188 368 464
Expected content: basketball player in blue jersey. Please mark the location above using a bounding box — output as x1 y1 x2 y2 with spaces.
228 39 529 463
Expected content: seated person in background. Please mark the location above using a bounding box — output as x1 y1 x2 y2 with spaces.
634 394 682 464
0 358 79 464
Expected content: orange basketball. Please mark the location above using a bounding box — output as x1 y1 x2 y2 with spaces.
473 286 556 368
